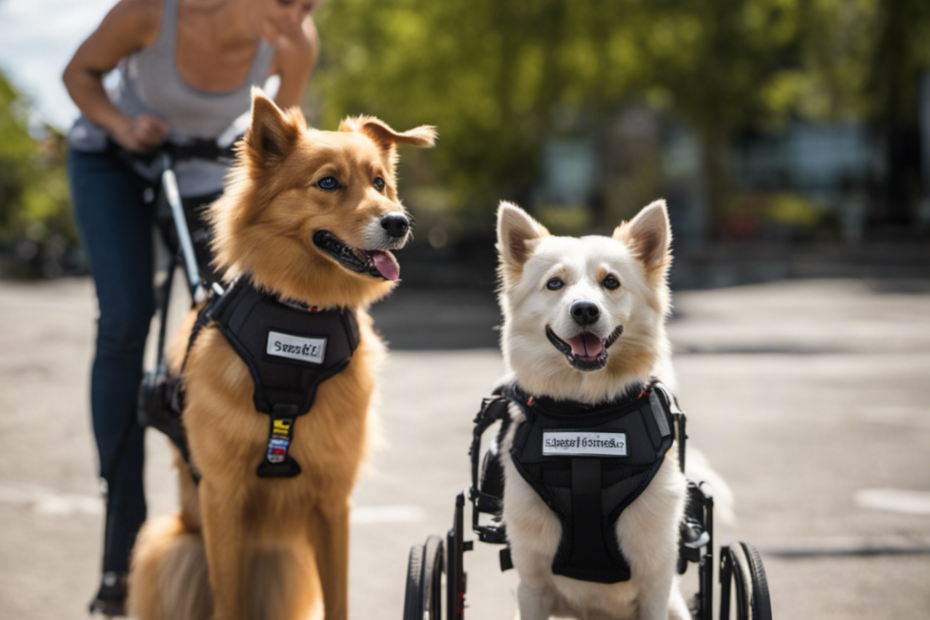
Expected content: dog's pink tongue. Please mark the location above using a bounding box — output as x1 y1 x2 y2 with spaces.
565 333 604 358
371 250 400 280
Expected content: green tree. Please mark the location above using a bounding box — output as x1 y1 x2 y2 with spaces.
788 0 930 229
312 0 644 229
0 71 39 238
868 0 930 227
0 69 76 256
311 0 926 237
619 0 809 236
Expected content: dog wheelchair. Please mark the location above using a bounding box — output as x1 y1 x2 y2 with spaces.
402 390 773 620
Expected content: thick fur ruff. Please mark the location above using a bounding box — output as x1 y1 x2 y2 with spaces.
495 201 691 620
128 89 435 620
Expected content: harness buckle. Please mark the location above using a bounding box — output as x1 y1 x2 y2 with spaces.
473 397 509 435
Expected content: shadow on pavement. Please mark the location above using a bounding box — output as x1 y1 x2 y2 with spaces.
371 286 501 350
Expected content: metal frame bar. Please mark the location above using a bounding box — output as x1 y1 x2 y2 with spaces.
719 545 733 620
152 253 176 371
701 486 715 620
160 153 203 302
447 493 467 620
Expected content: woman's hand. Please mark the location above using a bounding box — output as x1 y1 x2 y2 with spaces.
62 0 161 145
110 114 169 153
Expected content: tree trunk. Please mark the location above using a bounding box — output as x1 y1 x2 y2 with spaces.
701 121 730 240
872 0 924 232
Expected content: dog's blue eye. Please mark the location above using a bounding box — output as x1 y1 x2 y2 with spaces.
602 275 620 290
373 177 386 192
546 278 564 291
316 176 341 191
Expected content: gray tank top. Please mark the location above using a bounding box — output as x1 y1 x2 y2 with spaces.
68 0 276 196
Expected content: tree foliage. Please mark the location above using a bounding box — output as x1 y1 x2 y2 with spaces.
0 72 38 236
0 71 74 246
312 0 930 234
312 0 642 225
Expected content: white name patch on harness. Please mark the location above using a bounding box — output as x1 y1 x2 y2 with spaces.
266 331 327 364
542 431 628 457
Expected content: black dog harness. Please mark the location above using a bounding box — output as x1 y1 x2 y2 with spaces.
178 276 359 478
499 380 678 583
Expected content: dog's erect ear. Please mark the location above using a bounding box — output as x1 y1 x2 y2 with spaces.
244 87 306 164
497 201 549 280
614 199 672 273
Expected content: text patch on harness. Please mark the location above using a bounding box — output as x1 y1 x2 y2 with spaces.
266 331 327 364
542 431 628 457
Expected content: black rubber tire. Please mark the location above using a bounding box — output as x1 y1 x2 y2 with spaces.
422 535 444 620
404 543 426 620
728 542 773 620
739 542 772 620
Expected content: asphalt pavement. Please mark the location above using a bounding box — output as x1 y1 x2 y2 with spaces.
0 277 928 619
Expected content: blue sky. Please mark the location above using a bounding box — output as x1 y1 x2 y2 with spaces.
0 0 114 130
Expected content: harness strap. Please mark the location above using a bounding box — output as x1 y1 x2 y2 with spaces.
179 283 226 378
469 395 510 513
144 284 226 483
566 458 630 580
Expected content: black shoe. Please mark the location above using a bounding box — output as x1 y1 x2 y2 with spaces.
88 572 127 617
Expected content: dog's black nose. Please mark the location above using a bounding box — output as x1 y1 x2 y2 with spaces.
381 214 410 238
571 301 600 326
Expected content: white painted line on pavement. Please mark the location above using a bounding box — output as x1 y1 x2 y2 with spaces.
0 483 425 525
0 483 102 515
352 505 426 524
854 488 930 515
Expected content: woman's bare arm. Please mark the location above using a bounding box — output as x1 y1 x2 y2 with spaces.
63 0 167 151
270 16 319 110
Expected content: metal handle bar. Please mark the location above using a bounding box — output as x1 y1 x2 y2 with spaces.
158 152 205 301
115 138 237 167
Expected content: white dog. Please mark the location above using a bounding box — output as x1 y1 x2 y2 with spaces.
495 200 690 620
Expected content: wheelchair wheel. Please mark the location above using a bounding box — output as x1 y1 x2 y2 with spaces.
719 542 772 620
403 535 444 620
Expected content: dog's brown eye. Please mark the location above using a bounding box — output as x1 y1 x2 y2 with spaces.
373 177 386 192
602 275 620 290
316 176 341 191
546 278 564 291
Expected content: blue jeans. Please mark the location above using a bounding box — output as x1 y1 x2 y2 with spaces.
67 147 154 575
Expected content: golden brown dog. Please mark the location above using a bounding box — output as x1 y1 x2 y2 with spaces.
128 90 435 620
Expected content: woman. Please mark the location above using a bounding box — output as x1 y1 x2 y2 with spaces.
62 0 318 614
